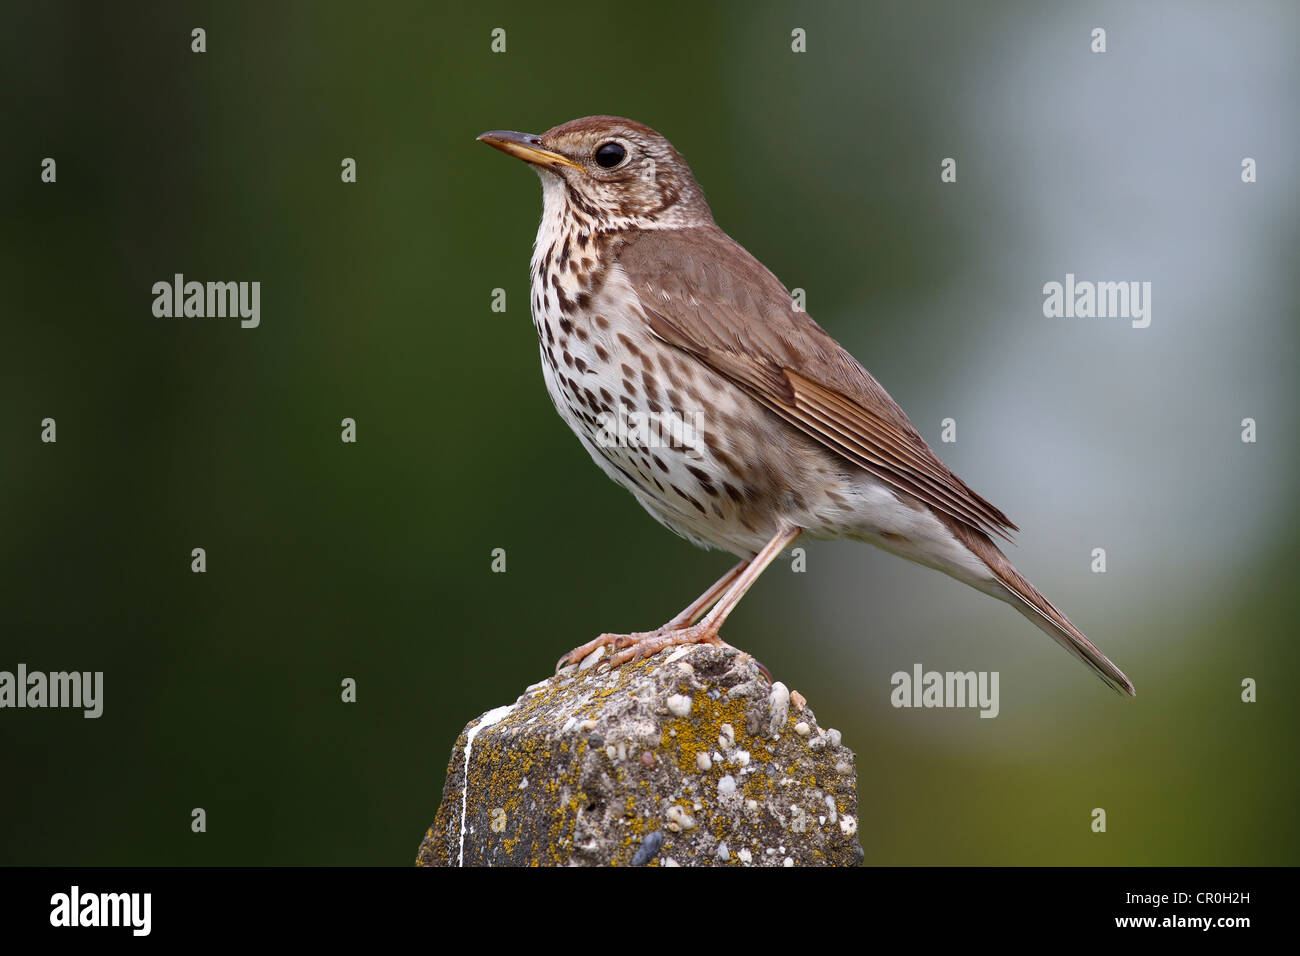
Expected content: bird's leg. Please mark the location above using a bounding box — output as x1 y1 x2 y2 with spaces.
661 558 750 629
601 526 802 670
556 559 749 671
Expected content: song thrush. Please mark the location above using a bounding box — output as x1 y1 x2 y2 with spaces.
478 116 1135 696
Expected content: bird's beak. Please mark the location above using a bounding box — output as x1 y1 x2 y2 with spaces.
477 130 583 172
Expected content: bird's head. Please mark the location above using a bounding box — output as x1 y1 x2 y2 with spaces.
477 115 713 231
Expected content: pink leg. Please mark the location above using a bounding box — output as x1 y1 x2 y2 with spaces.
557 558 749 671
556 526 802 672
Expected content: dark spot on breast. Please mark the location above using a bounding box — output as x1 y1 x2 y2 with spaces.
686 465 713 485
723 482 744 502
594 314 609 330
594 343 609 362
599 387 614 404
563 350 573 368
713 449 743 479
670 484 707 515
652 455 668 473
617 333 642 358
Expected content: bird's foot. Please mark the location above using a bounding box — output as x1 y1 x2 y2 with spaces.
556 624 772 682
605 622 723 668
555 624 711 673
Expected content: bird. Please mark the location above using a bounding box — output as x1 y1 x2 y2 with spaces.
477 115 1135 696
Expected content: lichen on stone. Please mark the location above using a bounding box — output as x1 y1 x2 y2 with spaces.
416 643 862 867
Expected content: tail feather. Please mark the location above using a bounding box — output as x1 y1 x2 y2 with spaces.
991 559 1134 696
943 518 1136 696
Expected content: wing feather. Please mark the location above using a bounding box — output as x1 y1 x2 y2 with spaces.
622 225 1018 541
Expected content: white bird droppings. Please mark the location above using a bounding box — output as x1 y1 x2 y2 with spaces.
458 703 516 867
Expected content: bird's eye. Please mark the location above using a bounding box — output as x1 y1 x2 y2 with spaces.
594 141 627 169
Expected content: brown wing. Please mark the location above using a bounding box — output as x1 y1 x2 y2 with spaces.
618 225 1018 541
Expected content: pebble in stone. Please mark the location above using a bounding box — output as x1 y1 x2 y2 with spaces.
738 848 752 864
716 841 730 861
790 689 807 711
794 722 810 736
767 682 791 737
717 775 737 796
663 646 694 665
826 728 842 748
696 752 712 772
631 830 664 866
666 694 692 718
666 805 696 831
727 680 760 699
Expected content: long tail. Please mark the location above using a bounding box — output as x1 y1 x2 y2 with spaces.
947 521 1135 696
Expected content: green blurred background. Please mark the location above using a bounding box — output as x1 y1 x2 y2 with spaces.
2 0 1296 865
